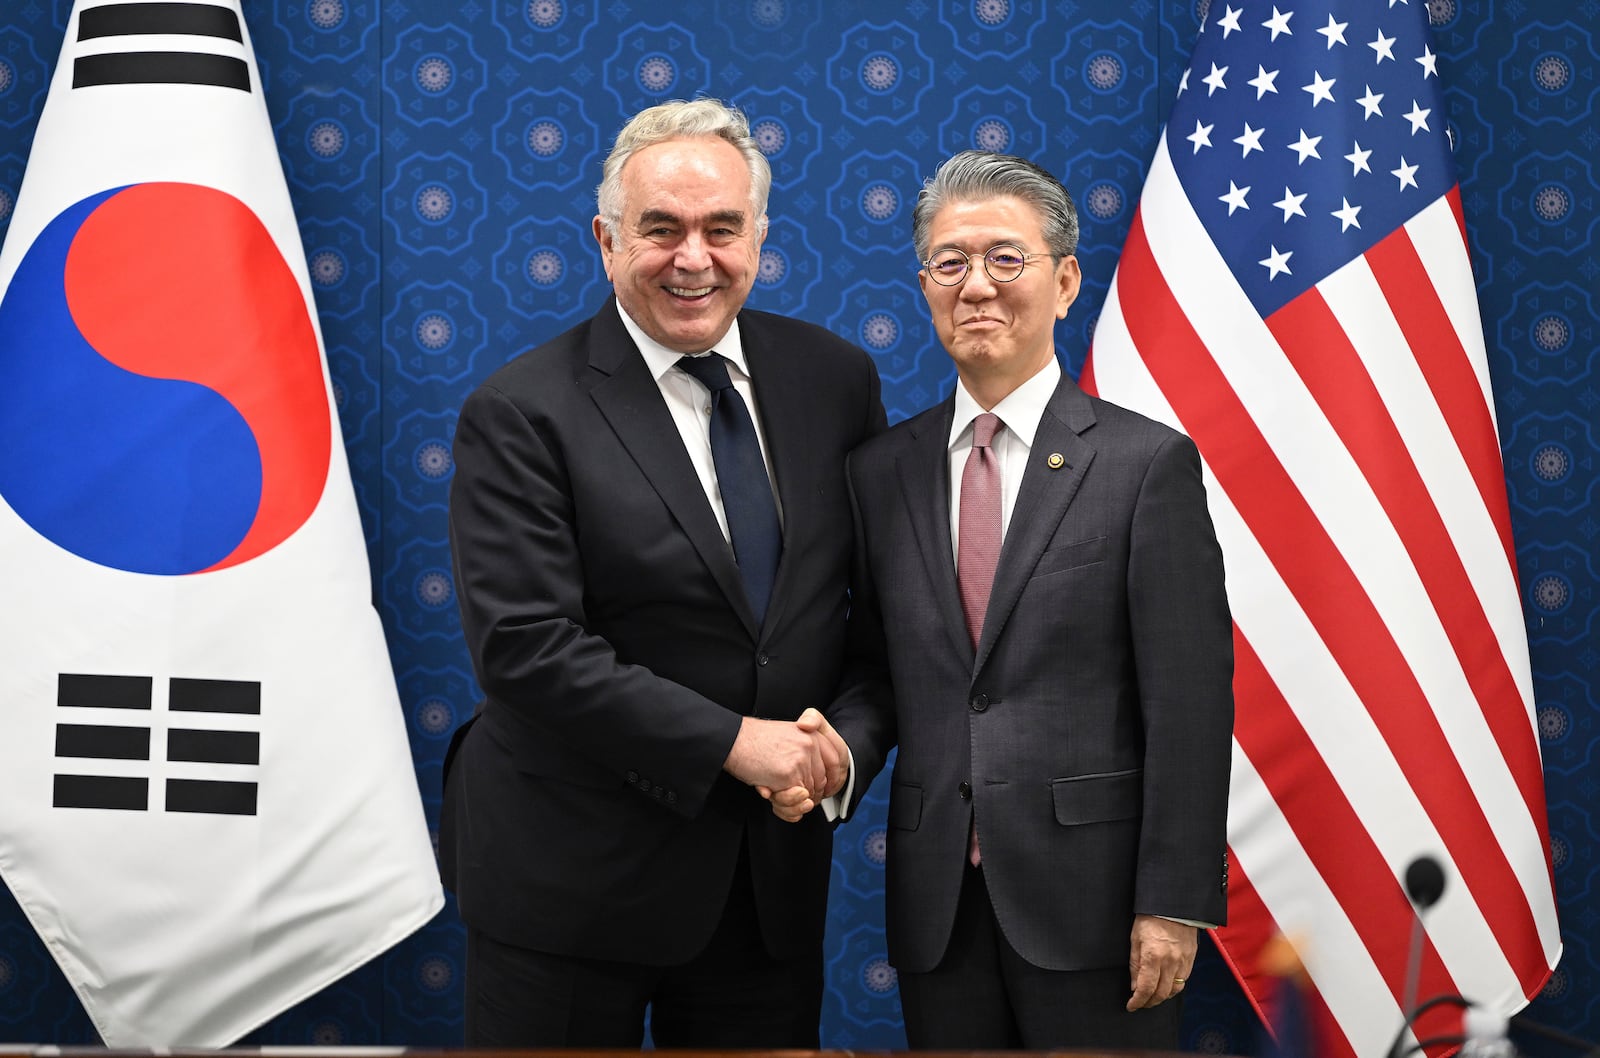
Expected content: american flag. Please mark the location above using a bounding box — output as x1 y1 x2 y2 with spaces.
1082 2 1560 1054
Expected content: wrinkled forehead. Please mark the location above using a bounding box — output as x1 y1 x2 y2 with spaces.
619 137 755 203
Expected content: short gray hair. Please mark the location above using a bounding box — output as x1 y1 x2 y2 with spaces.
596 98 772 238
911 150 1079 263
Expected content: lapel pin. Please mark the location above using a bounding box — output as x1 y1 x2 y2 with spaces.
1047 452 1065 469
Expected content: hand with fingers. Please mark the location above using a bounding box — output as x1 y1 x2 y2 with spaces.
724 715 827 795
1126 914 1198 1011
752 708 852 822
760 784 814 822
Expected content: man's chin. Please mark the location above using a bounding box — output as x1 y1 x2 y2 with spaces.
949 340 995 364
659 320 729 354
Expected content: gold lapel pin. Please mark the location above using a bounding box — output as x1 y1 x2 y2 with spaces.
1047 452 1065 469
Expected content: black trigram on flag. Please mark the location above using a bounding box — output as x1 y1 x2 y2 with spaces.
73 2 250 93
54 673 261 815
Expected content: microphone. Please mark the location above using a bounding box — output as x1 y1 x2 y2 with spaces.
1388 854 1455 1058
1401 854 1446 1025
1405 856 1447 910
1389 856 1534 1058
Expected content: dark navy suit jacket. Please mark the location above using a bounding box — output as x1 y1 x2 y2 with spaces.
441 297 885 964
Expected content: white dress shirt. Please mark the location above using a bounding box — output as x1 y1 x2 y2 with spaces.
947 357 1062 559
617 305 783 544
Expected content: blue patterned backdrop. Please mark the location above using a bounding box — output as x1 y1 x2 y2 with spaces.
0 0 1595 1051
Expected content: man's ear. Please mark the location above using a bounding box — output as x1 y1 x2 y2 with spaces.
592 215 615 281
1055 255 1082 319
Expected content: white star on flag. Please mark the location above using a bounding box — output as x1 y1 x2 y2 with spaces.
1235 122 1267 156
1204 61 1231 95
1289 129 1324 163
1319 14 1350 48
1263 6 1294 40
1346 140 1374 174
1405 99 1433 133
1304 70 1337 105
1369 29 1398 62
1250 65 1282 98
1259 244 1294 278
1274 186 1309 220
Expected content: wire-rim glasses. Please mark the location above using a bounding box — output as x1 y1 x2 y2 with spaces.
922 243 1057 286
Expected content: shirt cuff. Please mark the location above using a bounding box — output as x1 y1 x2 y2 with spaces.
819 742 857 822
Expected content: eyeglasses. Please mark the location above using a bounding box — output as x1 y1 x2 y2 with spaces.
922 243 1058 286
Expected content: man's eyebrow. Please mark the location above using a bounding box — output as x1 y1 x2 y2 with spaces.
634 208 748 227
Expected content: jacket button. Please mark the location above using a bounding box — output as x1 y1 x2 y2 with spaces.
757 652 769 666
958 781 972 800
626 770 639 784
970 693 988 712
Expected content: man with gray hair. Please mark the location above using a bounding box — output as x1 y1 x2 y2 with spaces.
442 97 884 1047
821 149 1235 1047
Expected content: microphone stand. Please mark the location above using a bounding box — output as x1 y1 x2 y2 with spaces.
1386 855 1451 1058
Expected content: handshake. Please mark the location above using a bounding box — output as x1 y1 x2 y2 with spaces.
723 708 849 823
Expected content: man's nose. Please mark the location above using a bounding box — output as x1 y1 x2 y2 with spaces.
958 262 997 300
675 233 713 272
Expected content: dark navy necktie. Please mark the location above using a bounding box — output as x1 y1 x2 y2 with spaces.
677 353 781 624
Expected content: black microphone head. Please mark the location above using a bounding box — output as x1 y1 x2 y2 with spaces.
1404 855 1447 909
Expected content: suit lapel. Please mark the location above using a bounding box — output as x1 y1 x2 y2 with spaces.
742 316 807 637
586 300 758 637
975 375 1098 671
896 398 973 663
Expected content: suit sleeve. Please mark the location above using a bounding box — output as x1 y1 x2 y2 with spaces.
824 444 898 815
1127 432 1234 925
448 382 741 819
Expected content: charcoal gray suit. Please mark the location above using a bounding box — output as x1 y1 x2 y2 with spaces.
831 370 1233 1042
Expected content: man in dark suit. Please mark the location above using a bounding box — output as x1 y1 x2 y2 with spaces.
442 98 883 1048
821 150 1234 1048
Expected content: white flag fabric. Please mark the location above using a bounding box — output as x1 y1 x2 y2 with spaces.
1083 1 1558 1055
0 0 443 1045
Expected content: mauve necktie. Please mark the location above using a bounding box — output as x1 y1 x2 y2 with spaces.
677 353 781 624
957 411 1002 866
957 412 1003 649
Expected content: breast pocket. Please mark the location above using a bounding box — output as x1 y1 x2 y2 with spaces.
1031 535 1106 580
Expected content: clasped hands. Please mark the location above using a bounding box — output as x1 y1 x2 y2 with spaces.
723 708 848 823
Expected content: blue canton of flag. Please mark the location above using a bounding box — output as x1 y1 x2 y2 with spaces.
1171 1 1454 315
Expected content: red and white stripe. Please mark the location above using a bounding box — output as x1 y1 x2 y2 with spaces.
1084 135 1560 1057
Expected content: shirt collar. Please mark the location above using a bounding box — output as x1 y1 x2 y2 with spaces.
948 356 1062 452
616 301 751 383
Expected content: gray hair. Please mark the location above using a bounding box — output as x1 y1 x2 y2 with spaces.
911 150 1079 263
596 98 772 238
